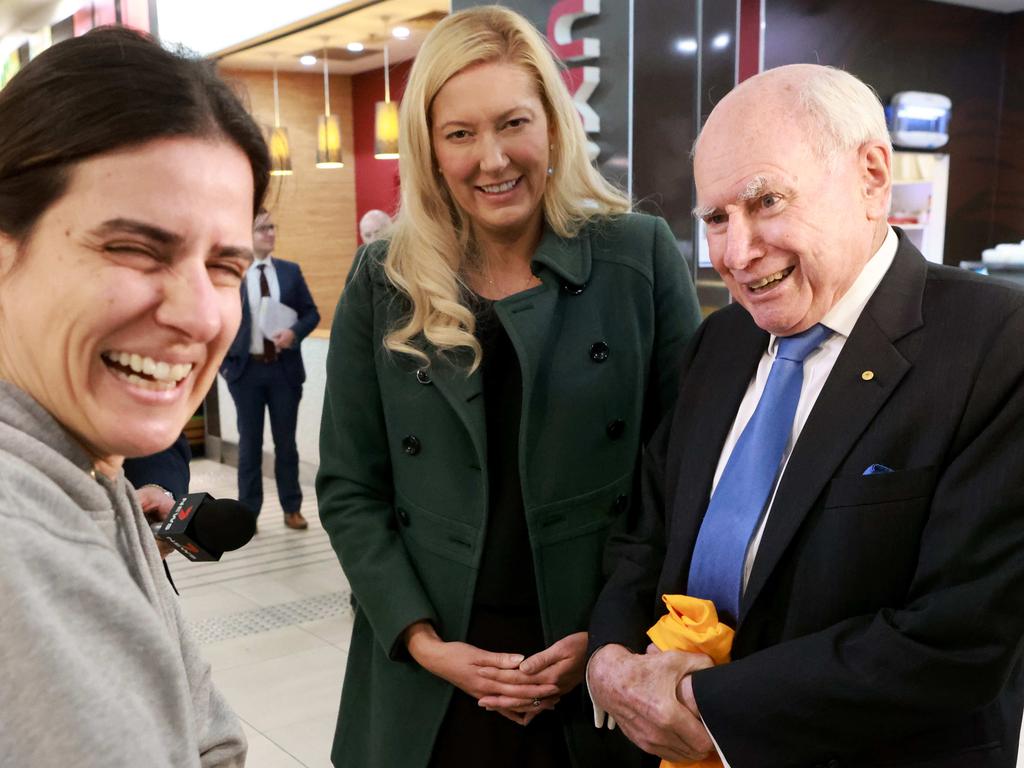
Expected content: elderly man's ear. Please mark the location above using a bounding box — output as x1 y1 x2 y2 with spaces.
859 141 892 221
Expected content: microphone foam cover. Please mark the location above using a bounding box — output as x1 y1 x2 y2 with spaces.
192 498 257 553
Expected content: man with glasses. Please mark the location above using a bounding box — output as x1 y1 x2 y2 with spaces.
221 209 319 531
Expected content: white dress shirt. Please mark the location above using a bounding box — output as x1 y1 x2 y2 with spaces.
702 226 898 766
717 226 898 592
589 227 900 767
246 255 280 354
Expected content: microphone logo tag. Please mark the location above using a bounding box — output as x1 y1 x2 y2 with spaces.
179 505 194 521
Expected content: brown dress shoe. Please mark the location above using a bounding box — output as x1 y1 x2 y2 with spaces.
284 511 309 530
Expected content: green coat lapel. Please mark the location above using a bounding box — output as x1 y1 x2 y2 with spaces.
428 351 486 469
494 226 592 504
419 226 592 480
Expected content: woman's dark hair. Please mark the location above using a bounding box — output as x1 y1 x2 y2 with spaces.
0 25 269 242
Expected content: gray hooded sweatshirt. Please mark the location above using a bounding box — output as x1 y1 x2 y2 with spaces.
0 382 246 767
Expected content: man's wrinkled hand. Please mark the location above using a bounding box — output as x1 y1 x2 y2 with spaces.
588 643 714 762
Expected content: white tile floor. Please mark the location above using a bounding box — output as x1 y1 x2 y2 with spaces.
176 459 1024 768
174 459 350 768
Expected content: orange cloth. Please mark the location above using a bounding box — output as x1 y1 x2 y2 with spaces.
646 595 735 768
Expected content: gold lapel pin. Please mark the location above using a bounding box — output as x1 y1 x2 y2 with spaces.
861 370 875 381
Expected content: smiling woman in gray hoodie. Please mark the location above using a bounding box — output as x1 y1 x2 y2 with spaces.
0 27 269 767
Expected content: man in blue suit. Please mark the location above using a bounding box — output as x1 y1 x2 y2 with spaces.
221 209 319 530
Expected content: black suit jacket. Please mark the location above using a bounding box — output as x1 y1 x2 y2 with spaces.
590 234 1024 767
220 257 320 386
123 433 191 499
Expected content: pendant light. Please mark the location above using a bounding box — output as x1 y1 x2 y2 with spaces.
374 36 399 159
269 59 292 176
316 40 344 169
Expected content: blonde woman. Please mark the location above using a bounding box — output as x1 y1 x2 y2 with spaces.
317 6 700 767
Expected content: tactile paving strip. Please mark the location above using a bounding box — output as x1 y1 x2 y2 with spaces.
190 590 352 644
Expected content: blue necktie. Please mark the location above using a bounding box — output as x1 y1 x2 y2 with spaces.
687 323 832 626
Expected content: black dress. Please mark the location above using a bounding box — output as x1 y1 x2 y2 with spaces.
429 296 572 767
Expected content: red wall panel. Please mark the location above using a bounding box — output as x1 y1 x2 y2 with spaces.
352 59 413 236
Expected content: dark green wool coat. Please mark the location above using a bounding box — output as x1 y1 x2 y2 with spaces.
317 213 701 768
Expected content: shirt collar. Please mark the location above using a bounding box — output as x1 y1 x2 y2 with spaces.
250 254 274 272
768 225 898 352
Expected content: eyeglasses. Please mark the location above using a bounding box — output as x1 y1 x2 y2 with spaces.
254 223 277 233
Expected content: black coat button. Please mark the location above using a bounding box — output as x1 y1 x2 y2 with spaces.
606 419 625 439
401 435 421 455
415 368 432 384
396 507 411 526
590 341 609 362
561 281 587 295
613 494 629 515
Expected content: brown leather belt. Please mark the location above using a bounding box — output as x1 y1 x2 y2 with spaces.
250 353 277 364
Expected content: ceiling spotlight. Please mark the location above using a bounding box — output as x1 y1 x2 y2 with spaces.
347 42 364 53
392 26 411 40
675 38 697 54
299 54 316 66
711 33 731 50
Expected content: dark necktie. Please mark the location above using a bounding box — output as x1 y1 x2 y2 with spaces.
257 264 277 362
687 323 832 626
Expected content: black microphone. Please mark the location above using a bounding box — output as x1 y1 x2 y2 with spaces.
155 492 256 561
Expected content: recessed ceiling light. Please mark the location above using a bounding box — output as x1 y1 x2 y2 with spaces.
299 54 317 66
711 33 731 50
347 42 364 53
392 26 411 40
675 38 697 54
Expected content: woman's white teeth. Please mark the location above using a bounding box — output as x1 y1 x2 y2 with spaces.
106 351 192 383
750 269 791 291
481 178 518 193
116 371 179 392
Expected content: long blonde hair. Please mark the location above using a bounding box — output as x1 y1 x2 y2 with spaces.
384 5 630 370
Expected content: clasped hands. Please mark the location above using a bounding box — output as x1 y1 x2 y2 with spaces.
588 643 715 763
404 621 587 726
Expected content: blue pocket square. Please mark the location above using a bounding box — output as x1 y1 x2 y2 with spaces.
863 463 894 475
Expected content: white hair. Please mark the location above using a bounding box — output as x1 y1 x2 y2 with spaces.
795 65 892 166
692 65 892 167
359 209 392 243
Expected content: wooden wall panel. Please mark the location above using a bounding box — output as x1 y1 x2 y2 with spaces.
220 67 358 331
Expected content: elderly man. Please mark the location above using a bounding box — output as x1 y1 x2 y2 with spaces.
587 64 1024 767
358 208 391 244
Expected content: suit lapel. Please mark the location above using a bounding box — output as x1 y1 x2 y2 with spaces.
429 350 487 469
231 283 252 358
495 278 560 424
276 259 294 301
740 236 927 623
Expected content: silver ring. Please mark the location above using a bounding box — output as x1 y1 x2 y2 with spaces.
531 698 541 707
